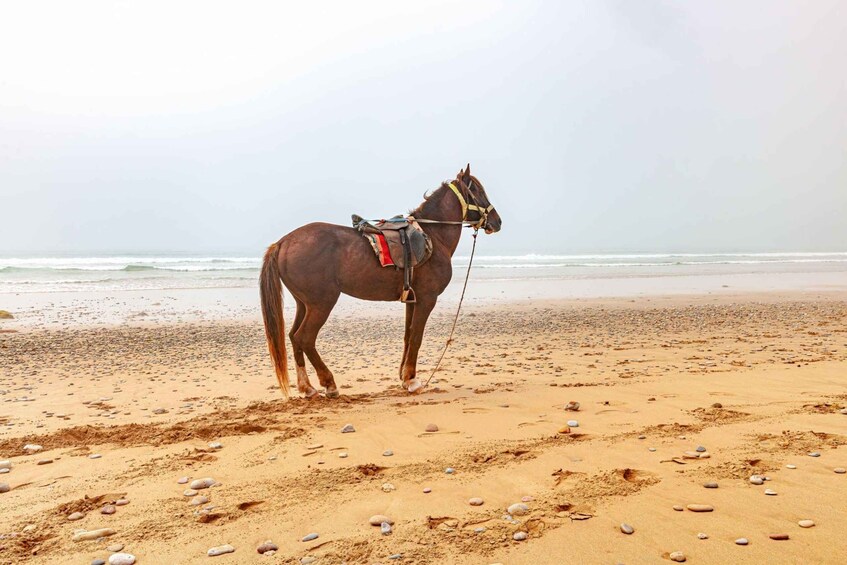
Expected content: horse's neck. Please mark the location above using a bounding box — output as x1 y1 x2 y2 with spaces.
417 187 464 256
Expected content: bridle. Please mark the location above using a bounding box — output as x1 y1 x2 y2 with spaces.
413 180 495 231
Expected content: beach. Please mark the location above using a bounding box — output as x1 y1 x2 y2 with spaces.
1 259 847 564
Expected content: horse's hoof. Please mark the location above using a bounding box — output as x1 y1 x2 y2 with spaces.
303 387 319 399
404 378 423 394
325 389 339 399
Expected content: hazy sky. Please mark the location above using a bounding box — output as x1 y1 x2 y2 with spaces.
1 1 844 256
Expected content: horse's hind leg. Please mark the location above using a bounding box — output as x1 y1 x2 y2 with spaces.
290 297 317 398
293 297 340 398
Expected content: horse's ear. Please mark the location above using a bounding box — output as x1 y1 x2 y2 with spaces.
462 163 472 184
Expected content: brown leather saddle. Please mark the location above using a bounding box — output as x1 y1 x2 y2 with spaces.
352 214 433 303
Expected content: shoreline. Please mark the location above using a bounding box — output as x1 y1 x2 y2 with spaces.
1 269 846 330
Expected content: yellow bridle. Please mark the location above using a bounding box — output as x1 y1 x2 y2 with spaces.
448 182 495 230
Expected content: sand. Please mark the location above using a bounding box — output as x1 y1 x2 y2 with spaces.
1 293 847 564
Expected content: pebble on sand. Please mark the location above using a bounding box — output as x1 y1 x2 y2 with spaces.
341 424 355 433
735 538 749 546
101 504 117 515
749 475 764 485
769 533 790 540
116 499 129 506
257 541 278 554
108 554 136 565
209 442 223 450
23 444 43 453
68 512 85 521
381 522 392 535
0 483 11 494
764 489 777 496
564 401 580 411
834 468 846 474
672 505 684 512
798 520 815 528
92 560 106 565
425 423 439 432
445 467 455 474
558 426 571 434
302 533 319 542
72 528 117 542
697 533 708 540
620 523 634 535
686 504 714 512
369 515 393 526
177 477 189 484
423 487 432 493
89 454 102 460
469 497 484 506
703 482 719 489
513 531 527 541
190 478 216 490
207 544 235 557
383 450 394 457
786 464 797 469
808 452 821 457
566 420 579 427
183 489 198 497
0 460 10 469
107 543 124 552
507 503 529 516
669 551 686 562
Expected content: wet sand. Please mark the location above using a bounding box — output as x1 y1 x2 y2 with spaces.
1 293 847 564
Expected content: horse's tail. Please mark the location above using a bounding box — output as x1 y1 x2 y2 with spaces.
260 241 290 398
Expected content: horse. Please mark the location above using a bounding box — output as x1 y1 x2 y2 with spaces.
259 164 502 398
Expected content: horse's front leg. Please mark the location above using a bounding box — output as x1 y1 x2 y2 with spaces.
401 298 436 393
399 302 414 378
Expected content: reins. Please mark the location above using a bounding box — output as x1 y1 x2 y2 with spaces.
421 226 479 390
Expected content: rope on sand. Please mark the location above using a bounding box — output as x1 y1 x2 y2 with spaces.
422 228 479 389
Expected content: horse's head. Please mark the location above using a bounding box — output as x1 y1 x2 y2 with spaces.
456 164 502 234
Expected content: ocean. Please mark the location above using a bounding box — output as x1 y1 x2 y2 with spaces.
2 252 846 294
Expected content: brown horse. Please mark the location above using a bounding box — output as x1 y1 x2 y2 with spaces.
260 165 501 398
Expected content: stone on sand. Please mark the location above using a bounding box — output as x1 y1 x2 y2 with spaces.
101 504 117 515
68 512 85 521
507 503 529 516
564 401 580 411
469 497 484 506
620 523 634 534
703 482 718 488
686 504 714 512
770 533 790 540
834 468 846 474
735 538 749 545
257 541 278 554
566 420 579 427
513 531 527 541
798 520 815 528
341 424 355 433
749 475 764 485
302 533 319 542
207 544 235 556
0 483 10 494
108 554 136 565
369 514 393 526
669 551 686 562
190 478 216 490
425 423 439 432
73 528 117 542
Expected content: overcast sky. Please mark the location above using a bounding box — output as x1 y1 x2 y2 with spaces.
1 1 844 256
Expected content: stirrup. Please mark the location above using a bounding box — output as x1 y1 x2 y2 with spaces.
400 288 416 304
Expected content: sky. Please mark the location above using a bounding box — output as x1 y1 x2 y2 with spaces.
1 0 844 256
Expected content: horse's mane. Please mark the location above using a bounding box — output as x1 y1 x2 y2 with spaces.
409 182 449 217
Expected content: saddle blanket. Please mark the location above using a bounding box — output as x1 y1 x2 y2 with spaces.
353 215 432 270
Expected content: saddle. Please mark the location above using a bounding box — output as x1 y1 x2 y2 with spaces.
352 214 433 303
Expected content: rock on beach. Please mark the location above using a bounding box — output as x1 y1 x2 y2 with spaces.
208 544 235 557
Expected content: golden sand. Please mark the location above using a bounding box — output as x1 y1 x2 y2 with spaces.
1 295 846 563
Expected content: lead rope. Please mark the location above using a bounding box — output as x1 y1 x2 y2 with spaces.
422 228 479 390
